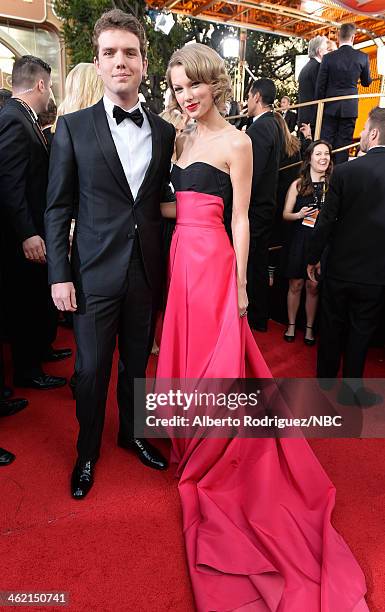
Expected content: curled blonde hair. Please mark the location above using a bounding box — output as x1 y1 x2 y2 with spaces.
166 43 232 115
53 63 104 130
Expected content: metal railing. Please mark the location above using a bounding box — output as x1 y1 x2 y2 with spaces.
228 91 385 171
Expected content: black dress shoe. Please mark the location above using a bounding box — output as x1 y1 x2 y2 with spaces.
14 374 67 390
355 387 383 408
118 437 168 470
0 447 16 466
2 386 13 399
337 382 358 406
43 347 73 362
0 397 28 417
318 378 336 392
71 460 95 499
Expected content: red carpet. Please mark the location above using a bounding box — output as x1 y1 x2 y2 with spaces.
1 322 385 611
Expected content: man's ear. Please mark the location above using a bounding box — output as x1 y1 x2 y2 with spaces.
94 56 100 75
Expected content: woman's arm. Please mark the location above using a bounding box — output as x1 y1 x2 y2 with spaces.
229 131 253 316
283 180 314 221
160 202 176 218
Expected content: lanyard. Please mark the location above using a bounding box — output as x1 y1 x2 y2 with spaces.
13 98 48 147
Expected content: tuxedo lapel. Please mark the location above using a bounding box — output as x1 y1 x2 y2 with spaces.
92 99 134 203
134 106 161 204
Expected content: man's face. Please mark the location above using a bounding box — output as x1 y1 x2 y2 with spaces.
247 90 258 117
43 78 52 111
36 76 52 113
318 40 329 59
94 28 147 104
281 97 289 111
360 118 373 153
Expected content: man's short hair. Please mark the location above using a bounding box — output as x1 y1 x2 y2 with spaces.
0 88 11 110
93 9 147 59
12 55 51 91
250 78 276 106
308 36 327 59
340 23 356 42
368 106 385 146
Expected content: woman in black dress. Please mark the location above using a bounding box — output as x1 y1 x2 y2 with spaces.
282 140 332 344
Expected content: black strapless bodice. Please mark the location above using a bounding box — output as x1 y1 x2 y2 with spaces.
171 162 233 236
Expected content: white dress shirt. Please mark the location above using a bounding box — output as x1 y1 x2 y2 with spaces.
103 95 152 200
253 110 271 122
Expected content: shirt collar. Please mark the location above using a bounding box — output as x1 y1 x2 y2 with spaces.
103 94 142 120
12 97 38 120
253 110 271 122
339 42 353 48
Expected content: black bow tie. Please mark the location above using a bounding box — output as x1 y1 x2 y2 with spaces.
112 105 144 128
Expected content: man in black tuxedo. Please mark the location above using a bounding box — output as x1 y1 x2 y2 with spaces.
280 96 297 133
45 10 175 499
316 23 372 164
297 35 328 136
246 79 284 331
0 56 69 391
308 107 385 406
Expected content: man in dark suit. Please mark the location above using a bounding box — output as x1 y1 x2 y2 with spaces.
0 56 68 391
246 78 284 331
297 35 328 135
316 23 372 164
45 10 175 499
0 219 28 465
308 107 385 406
280 96 297 133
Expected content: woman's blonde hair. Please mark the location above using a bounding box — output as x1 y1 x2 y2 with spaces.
159 108 185 131
166 43 232 115
53 63 104 130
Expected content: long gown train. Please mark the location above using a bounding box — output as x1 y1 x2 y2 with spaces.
156 162 368 611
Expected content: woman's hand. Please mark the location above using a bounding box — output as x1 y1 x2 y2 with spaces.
299 123 312 140
297 206 315 219
238 283 248 318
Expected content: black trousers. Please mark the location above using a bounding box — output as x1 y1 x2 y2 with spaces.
247 227 272 327
74 253 156 462
321 115 356 164
317 277 385 378
4 252 58 378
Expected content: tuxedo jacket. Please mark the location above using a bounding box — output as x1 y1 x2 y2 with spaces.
246 112 284 235
298 58 320 126
315 46 372 118
308 147 385 285
45 99 175 298
283 109 297 133
0 98 49 243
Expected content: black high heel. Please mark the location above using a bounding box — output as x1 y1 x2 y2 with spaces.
304 325 316 346
284 323 296 343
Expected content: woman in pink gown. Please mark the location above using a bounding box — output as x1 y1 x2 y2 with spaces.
157 43 368 611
